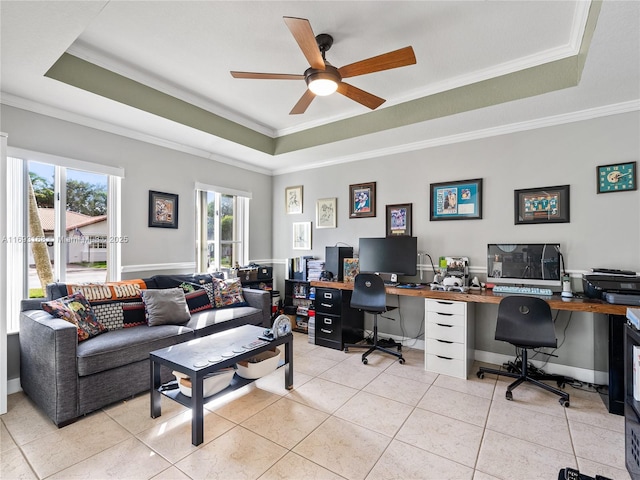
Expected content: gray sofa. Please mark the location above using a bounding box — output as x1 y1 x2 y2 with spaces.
19 274 271 427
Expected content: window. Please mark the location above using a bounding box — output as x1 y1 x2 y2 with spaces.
196 183 250 273
3 150 123 332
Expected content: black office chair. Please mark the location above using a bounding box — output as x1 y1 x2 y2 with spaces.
477 296 570 407
343 273 405 364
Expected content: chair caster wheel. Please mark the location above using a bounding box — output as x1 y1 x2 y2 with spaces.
560 398 570 408
477 372 485 379
399 358 405 364
362 358 368 365
344 347 349 353
505 391 513 401
557 381 565 389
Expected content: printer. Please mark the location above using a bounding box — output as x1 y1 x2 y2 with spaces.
582 268 640 305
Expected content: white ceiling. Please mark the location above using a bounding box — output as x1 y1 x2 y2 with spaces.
1 1 639 175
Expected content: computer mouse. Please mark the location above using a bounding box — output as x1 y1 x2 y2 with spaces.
407 283 417 287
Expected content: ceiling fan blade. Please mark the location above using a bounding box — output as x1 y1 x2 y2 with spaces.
338 46 416 78
290 89 316 115
230 71 304 80
283 16 325 70
337 82 386 110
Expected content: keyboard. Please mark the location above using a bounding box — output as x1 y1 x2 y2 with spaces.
492 285 554 296
384 282 399 287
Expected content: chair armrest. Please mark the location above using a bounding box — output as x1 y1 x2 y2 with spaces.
241 288 271 327
19 309 79 426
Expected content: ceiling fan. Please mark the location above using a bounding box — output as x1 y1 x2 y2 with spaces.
231 16 417 115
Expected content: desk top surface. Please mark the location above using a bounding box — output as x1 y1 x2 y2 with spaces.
310 281 630 316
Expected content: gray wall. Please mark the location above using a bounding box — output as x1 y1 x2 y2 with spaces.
272 111 640 374
2 105 273 381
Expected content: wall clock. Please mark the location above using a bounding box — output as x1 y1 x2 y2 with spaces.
597 161 637 193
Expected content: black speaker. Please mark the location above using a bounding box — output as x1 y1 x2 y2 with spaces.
325 246 353 281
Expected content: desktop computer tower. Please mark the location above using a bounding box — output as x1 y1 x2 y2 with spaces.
325 246 353 281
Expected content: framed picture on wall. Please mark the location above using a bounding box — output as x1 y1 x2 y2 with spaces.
285 185 303 214
597 161 636 193
292 222 311 250
514 184 570 224
148 190 179 229
349 182 376 218
316 198 337 228
386 203 412 236
430 178 482 221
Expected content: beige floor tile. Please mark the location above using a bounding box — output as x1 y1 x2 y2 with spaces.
293 416 391 480
285 377 358 413
0 447 38 480
138 408 235 463
477 429 577 479
342 347 398 370
383 356 438 385
570 419 626 470
103 392 188 434
435 370 497 399
48 436 171 479
307 344 351 362
293 353 339 377
396 408 483 467
486 400 573 454
242 397 329 449
334 390 413 437
253 366 313 395
291 337 320 356
472 471 502 480
21 411 132 478
577 457 632 480
363 371 430 406
566 386 625 433
175 425 286 480
366 438 474 480
1 420 18 453
319 359 384 389
2 392 58 446
150 465 193 480
491 376 568 418
417 385 491 427
205 383 280 423
259 451 345 480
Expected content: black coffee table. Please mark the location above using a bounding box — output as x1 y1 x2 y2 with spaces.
150 324 293 446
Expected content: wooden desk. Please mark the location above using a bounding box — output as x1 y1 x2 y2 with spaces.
311 281 632 414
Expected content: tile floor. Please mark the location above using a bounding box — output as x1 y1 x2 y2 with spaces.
0 332 630 479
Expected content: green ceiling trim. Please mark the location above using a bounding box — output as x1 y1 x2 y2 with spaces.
45 53 274 155
45 2 599 158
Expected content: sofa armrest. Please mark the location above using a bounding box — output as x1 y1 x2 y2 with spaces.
19 309 79 426
241 288 271 327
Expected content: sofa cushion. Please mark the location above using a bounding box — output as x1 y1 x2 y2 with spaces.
141 288 191 326
76 324 193 376
42 292 108 342
185 306 263 336
184 288 214 313
214 278 248 308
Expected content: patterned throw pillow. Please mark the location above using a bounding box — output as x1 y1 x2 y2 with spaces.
42 292 108 342
184 288 214 313
213 278 247 308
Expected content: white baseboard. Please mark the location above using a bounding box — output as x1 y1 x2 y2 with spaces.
7 377 22 395
474 350 605 385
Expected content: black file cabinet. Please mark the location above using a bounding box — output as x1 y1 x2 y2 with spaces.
314 287 363 350
624 323 640 479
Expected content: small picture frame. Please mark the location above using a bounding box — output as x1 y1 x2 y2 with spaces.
292 222 311 250
148 190 179 229
430 178 482 221
386 203 412 236
316 198 337 229
349 182 376 218
285 185 303 214
514 184 570 224
597 161 636 193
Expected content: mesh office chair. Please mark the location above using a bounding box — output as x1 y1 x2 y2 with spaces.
477 296 570 407
343 273 405 364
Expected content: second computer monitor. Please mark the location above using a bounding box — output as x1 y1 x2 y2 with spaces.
358 237 418 276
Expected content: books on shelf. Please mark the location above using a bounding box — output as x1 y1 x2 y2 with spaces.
343 258 359 283
307 259 325 281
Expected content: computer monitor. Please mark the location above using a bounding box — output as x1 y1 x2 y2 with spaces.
358 237 418 276
487 243 561 288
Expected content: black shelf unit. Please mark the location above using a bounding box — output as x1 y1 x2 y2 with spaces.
284 279 313 333
624 323 640 479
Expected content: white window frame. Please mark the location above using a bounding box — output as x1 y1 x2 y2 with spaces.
3 148 123 333
195 182 250 272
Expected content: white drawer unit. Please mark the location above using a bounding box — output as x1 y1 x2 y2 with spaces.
424 299 475 379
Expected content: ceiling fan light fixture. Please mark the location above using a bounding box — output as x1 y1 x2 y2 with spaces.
305 66 341 96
